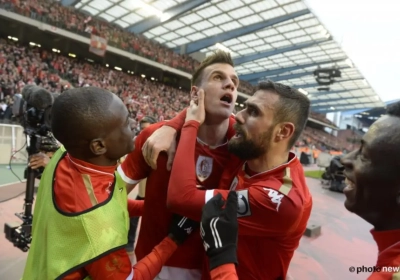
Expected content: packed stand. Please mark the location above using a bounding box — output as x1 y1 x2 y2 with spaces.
1 38 340 152
0 0 256 95
0 39 189 124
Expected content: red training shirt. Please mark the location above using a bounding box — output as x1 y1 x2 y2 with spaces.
53 153 178 280
168 121 313 280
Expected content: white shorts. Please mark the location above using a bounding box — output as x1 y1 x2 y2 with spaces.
155 266 202 280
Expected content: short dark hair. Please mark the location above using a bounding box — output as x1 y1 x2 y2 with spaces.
386 101 400 146
51 87 114 151
387 101 400 118
191 50 234 86
256 80 310 148
140 116 156 125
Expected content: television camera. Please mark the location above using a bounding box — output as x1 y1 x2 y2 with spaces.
4 85 59 252
314 68 342 87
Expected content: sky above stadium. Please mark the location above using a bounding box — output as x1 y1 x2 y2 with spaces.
305 0 400 102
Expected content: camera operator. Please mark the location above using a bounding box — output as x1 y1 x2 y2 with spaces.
126 115 156 254
28 133 60 171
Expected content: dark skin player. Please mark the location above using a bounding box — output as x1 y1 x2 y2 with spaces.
341 101 400 279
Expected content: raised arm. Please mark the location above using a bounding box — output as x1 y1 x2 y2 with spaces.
117 125 155 193
167 92 303 236
166 120 207 221
141 108 188 170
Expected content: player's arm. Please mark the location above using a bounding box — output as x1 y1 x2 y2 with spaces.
141 108 187 170
167 120 209 221
82 239 176 280
117 129 152 193
164 107 187 130
133 214 198 280
85 215 197 280
127 199 144 217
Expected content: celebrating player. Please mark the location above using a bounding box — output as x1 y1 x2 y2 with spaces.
117 50 239 280
341 101 400 279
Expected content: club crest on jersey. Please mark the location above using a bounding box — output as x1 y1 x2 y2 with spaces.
196 156 213 182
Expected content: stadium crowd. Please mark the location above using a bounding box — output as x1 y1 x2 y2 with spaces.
0 38 344 151
0 0 255 95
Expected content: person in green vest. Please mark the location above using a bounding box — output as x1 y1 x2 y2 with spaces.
22 86 197 280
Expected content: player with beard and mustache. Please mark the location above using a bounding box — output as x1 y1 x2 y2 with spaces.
341 101 400 280
148 81 312 280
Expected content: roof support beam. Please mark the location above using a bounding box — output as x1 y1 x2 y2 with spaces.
291 78 364 89
312 102 378 111
174 9 310 54
309 88 370 100
126 0 209 34
61 0 80 6
233 37 331 66
314 106 374 114
239 57 346 81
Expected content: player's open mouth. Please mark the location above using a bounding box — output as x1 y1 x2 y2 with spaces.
344 178 356 192
220 94 233 105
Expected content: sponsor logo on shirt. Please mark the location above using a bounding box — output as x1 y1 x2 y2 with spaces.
263 188 284 211
196 155 213 182
236 189 251 217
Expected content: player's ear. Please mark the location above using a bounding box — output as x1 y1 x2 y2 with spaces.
190 86 199 100
275 122 294 142
90 138 107 155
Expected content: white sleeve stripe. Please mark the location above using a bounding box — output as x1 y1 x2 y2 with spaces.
205 189 214 203
117 165 142 185
177 217 187 227
126 268 134 280
210 217 222 248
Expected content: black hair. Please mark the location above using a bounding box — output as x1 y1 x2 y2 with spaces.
51 87 115 150
387 101 400 118
256 80 311 148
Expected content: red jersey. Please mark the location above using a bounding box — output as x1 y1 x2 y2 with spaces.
368 229 400 279
53 153 177 280
118 119 236 272
168 121 313 280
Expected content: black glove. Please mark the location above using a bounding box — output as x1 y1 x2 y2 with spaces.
200 192 238 270
168 214 199 245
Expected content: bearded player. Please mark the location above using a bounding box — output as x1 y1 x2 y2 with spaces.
147 81 312 279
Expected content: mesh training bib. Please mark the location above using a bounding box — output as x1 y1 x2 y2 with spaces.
22 147 129 280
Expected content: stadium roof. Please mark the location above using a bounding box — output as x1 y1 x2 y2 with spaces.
63 0 385 113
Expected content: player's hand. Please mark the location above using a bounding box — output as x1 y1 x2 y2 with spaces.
142 126 177 171
168 214 199 245
186 89 205 124
29 152 50 169
201 192 238 270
